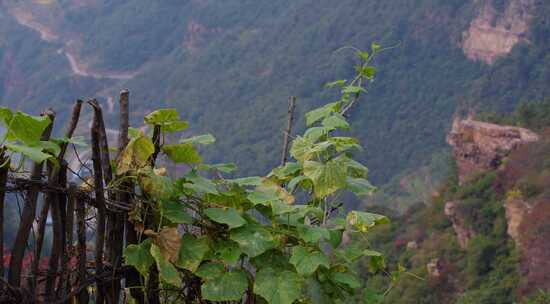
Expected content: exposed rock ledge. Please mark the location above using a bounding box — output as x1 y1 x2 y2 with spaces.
462 0 535 64
444 201 476 249
447 118 539 184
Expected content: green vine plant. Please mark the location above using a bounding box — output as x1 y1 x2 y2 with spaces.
118 43 402 304
0 108 85 168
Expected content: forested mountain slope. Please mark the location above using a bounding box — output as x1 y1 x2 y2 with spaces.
1 0 549 186
364 101 550 303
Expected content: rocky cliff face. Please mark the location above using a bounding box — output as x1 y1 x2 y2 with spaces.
444 201 476 249
447 118 539 184
448 119 550 294
462 0 535 64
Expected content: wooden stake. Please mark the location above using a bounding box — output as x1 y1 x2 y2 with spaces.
75 183 89 304
0 150 8 285
281 96 296 166
89 99 107 304
8 109 55 287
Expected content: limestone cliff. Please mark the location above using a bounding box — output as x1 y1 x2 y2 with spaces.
448 119 550 294
462 0 535 64
447 118 538 184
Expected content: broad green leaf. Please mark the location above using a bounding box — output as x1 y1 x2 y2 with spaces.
270 162 301 179
322 113 349 131
180 134 216 145
293 206 325 220
0 107 13 127
55 136 87 147
251 250 293 271
139 169 174 200
8 111 51 145
144 108 179 125
150 244 181 286
289 246 330 276
205 207 246 229
226 176 262 187
144 109 189 132
297 224 330 243
176 235 210 272
230 223 278 257
256 178 295 204
307 141 334 157
327 229 344 248
36 140 61 157
303 127 327 143
160 200 193 224
303 160 347 198
325 79 347 89
290 136 313 163
181 172 218 194
331 271 361 289
342 86 367 95
212 240 242 266
162 143 202 164
347 211 389 232
117 135 154 175
254 268 303 304
270 200 295 215
369 255 386 273
329 137 361 152
196 262 224 280
201 269 248 302
305 102 341 126
6 144 51 163
124 239 154 276
305 277 332 304
335 155 368 178
197 163 237 173
128 127 141 139
162 121 188 132
336 244 365 263
247 190 278 206
346 177 376 196
287 176 308 193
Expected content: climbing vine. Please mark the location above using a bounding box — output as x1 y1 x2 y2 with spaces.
120 44 396 303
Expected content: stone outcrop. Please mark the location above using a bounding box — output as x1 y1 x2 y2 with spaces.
427 258 444 278
462 0 535 64
444 201 476 249
447 118 539 184
504 198 531 246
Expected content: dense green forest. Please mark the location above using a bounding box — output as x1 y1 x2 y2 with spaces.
1 0 549 187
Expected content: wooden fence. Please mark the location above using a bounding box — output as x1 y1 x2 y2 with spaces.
0 90 146 303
